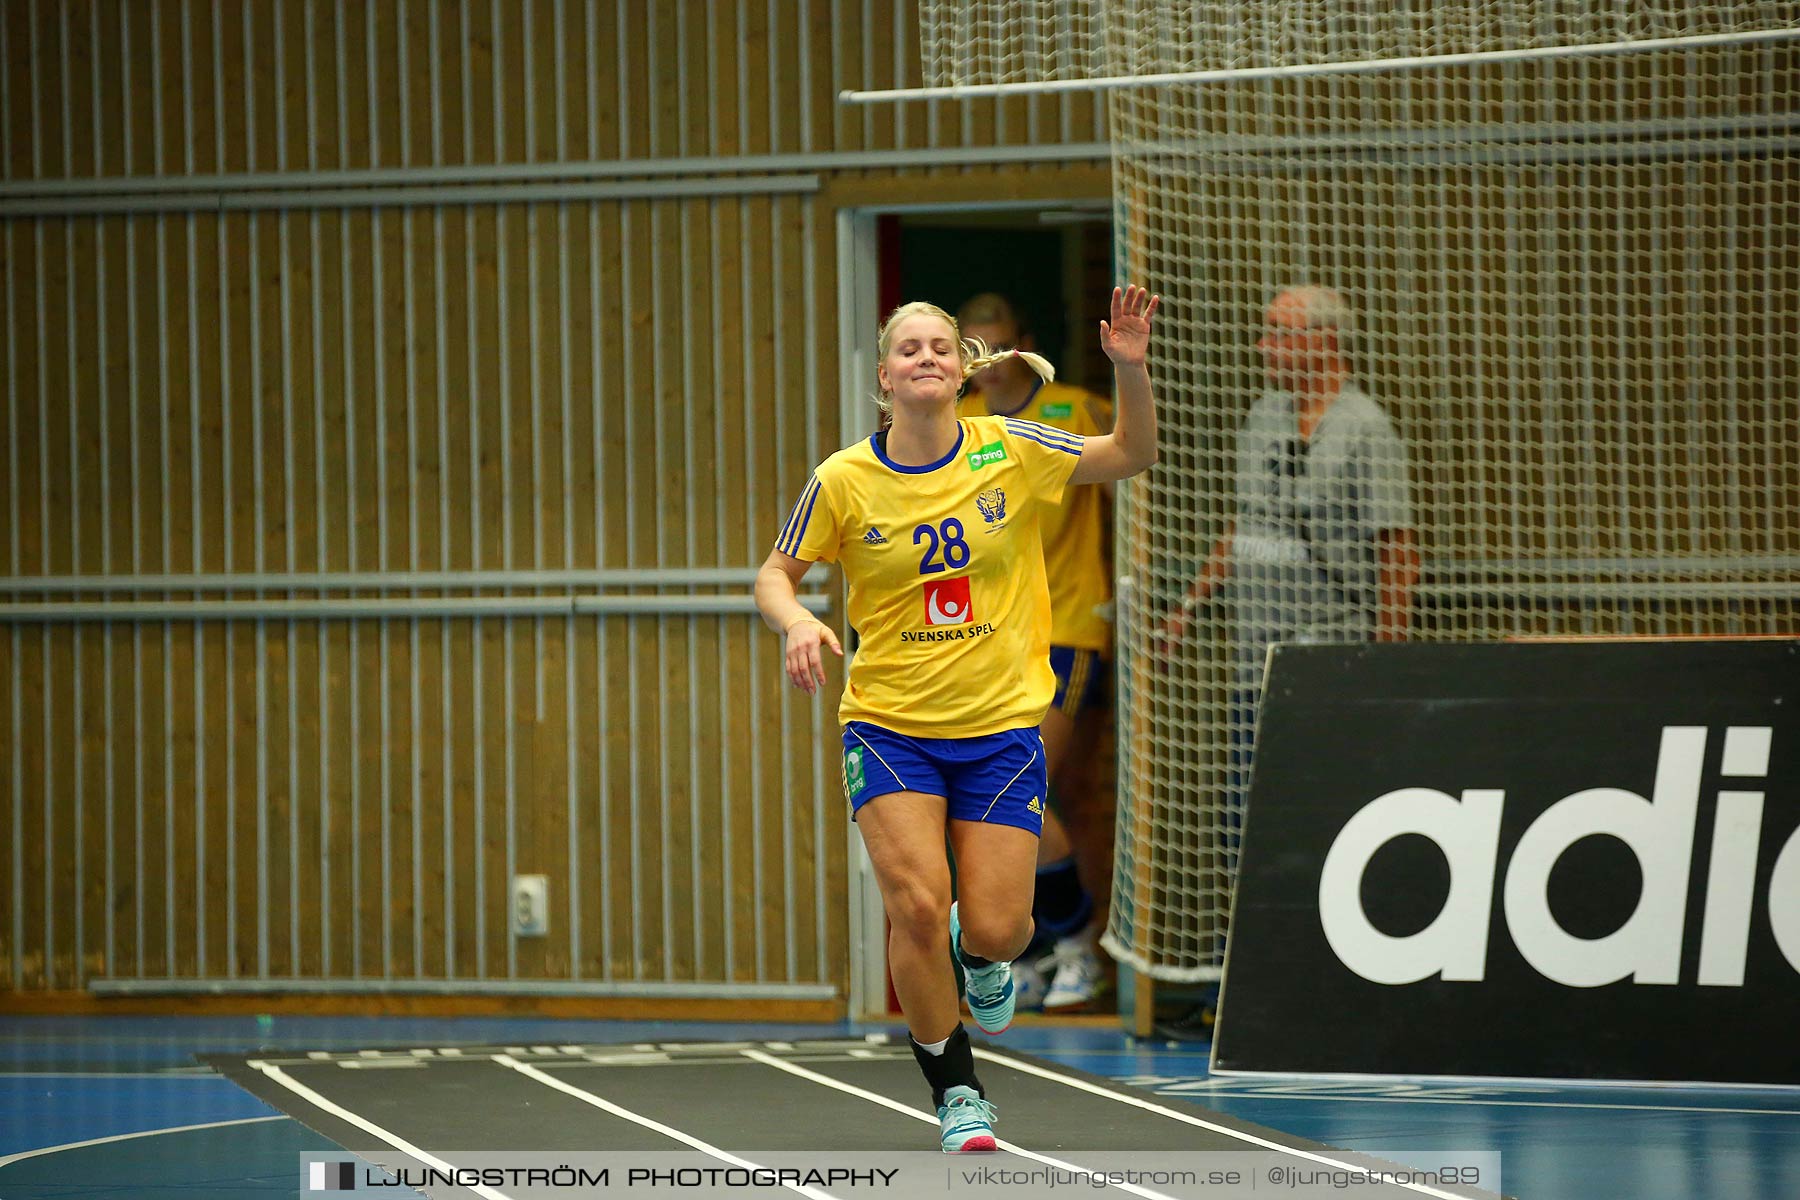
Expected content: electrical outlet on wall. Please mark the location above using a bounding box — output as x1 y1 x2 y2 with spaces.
511 874 549 937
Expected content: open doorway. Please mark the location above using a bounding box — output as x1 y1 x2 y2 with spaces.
888 210 1115 399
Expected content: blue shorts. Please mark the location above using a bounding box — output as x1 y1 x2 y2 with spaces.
842 721 1047 835
1049 646 1108 719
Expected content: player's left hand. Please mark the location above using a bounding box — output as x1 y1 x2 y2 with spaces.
1100 284 1159 366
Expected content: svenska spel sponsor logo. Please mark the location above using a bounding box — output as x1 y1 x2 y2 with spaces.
922 577 973 625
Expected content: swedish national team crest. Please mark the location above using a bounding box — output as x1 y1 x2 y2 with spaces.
976 487 1008 533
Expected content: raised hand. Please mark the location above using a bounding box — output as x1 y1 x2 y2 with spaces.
1100 284 1159 366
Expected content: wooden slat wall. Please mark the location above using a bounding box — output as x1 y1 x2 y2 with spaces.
0 0 1108 1002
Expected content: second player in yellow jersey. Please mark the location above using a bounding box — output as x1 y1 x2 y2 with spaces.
987 378 1113 652
958 292 1118 1015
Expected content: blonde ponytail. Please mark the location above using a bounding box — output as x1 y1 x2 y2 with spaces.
960 335 1056 386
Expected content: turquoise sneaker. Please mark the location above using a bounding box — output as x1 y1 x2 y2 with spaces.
949 902 1016 1034
937 1085 998 1153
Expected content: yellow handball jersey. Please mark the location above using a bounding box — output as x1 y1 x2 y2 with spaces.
775 414 1083 739
984 380 1114 651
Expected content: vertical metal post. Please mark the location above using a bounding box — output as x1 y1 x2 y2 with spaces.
429 0 455 978
772 194 796 981
211 0 238 979
276 0 302 975
464 0 486 978
858 0 873 149
553 0 580 977
705 2 734 984
336 0 360 980
524 3 545 721
589 0 611 981
493 0 517 980
62 0 83 992
398 9 425 979
711 196 734 979
305 0 332 976
803 199 826 983
741 188 764 982
184 0 207 978
647 0 674 983
738 2 764 987
367 0 392 979
122 9 143 985
244 2 271 981
2 12 21 984
153 1 176 977
96 1 117 985
617 0 642 982
676 0 703 971
892 0 907 149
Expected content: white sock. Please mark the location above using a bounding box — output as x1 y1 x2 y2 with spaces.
913 1033 951 1056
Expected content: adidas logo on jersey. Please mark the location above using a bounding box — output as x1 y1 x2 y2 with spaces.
863 527 888 545
1027 797 1043 816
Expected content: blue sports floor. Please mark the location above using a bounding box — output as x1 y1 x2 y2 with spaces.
0 1014 1795 1199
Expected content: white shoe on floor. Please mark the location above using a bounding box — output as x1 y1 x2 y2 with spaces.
1010 958 1047 1012
1041 935 1103 1011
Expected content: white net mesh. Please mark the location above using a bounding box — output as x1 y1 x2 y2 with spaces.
918 1 1107 85
920 3 1800 983
918 2 1799 84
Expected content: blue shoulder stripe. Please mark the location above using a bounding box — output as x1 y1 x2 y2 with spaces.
777 474 824 557
782 478 820 554
775 479 808 550
792 479 826 552
1006 425 1083 456
1004 418 1083 450
777 477 821 555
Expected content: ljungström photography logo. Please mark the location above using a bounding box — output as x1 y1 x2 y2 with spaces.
308 1160 356 1191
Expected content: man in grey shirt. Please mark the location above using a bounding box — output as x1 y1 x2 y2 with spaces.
1165 286 1420 863
1226 370 1415 684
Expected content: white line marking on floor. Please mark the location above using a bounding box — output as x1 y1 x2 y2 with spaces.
0 1115 288 1168
740 1047 1181 1200
1175 1089 1800 1117
975 1049 1479 1200
493 1054 836 1200
245 1060 514 1200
